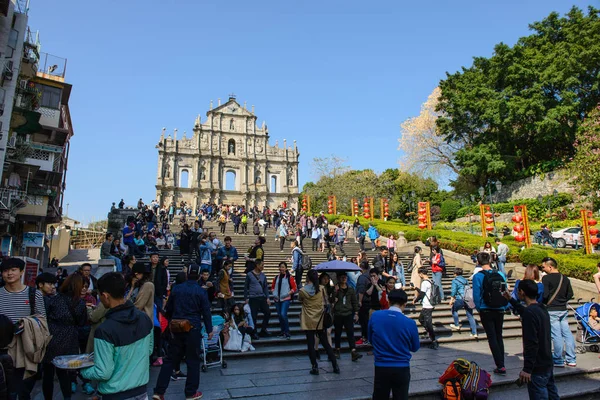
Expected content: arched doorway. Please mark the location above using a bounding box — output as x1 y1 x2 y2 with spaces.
180 169 189 188
270 175 278 193
226 170 237 191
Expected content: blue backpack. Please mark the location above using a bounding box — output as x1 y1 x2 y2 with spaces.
439 253 446 268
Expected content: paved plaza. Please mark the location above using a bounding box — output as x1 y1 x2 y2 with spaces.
32 337 600 399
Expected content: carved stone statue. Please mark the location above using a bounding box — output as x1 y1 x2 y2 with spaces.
200 168 206 180
230 119 235 131
163 163 171 178
228 141 235 155
256 138 263 154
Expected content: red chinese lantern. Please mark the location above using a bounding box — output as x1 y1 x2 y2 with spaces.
515 234 525 242
418 223 427 229
486 226 494 231
512 215 523 223
591 237 600 245
485 218 494 224
513 225 524 233
589 227 599 236
363 200 370 219
418 208 426 215
418 215 426 222
484 211 493 218
589 219 597 226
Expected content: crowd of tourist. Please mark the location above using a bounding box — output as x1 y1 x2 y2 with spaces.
0 198 597 400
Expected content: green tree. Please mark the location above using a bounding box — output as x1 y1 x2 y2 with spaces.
568 105 600 197
436 6 600 193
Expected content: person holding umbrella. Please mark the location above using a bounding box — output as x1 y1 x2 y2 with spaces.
333 273 362 361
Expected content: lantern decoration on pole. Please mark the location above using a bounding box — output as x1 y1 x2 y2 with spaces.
380 198 390 221
479 204 495 237
327 195 337 215
581 210 598 254
417 201 432 230
363 197 371 219
301 195 308 213
512 205 531 248
352 198 359 217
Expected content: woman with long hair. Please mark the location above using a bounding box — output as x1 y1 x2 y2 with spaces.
126 263 155 320
410 246 424 290
391 252 406 288
299 270 339 375
122 254 136 277
43 273 88 399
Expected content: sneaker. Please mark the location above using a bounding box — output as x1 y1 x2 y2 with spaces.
277 333 287 339
566 362 577 367
334 349 341 359
152 357 163 367
186 392 203 400
82 382 95 395
449 324 460 331
152 395 165 400
554 363 565 368
285 333 291 340
469 333 479 339
493 367 506 375
71 382 77 393
429 341 439 350
310 365 319 375
171 371 187 381
355 338 365 346
351 351 363 362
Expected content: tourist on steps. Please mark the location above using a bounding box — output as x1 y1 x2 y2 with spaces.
244 259 271 339
244 236 265 273
369 289 419 400
290 239 304 289
100 232 123 272
299 269 340 376
449 267 478 337
271 262 297 339
332 273 362 362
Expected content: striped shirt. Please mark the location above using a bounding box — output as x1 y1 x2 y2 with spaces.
0 286 46 323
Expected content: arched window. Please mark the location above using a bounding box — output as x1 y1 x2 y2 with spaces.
270 175 277 193
226 170 236 191
228 139 235 155
180 169 189 188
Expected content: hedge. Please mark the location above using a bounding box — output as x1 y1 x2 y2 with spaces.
326 214 600 282
456 193 576 220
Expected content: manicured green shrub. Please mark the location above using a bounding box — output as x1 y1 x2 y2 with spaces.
519 248 549 266
440 200 461 222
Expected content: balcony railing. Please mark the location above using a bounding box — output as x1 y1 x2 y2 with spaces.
0 188 28 211
37 52 67 80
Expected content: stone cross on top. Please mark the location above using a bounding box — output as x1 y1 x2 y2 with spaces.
228 93 236 100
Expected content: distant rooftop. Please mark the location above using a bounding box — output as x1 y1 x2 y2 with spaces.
36 52 67 82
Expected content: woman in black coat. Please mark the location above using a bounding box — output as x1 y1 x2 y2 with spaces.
42 273 87 400
179 223 191 257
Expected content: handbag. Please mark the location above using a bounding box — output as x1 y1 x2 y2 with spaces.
169 319 192 333
320 289 334 329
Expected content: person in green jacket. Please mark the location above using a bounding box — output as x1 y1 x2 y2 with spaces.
81 272 153 400
333 272 362 362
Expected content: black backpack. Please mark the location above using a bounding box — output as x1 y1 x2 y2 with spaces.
480 270 508 308
425 279 441 306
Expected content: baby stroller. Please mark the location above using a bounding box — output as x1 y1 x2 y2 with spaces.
571 301 600 354
201 315 227 372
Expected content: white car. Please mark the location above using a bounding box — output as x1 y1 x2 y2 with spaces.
551 227 583 248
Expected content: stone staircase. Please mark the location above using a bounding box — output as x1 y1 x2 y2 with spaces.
141 221 580 360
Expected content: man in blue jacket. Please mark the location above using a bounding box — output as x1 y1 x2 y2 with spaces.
367 224 379 251
81 272 154 400
153 264 213 400
473 252 508 375
369 289 420 400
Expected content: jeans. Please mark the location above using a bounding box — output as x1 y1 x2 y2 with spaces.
305 330 337 367
248 297 271 333
312 238 319 251
359 237 365 251
432 272 444 300
334 314 356 350
42 362 71 400
452 299 477 335
154 328 202 397
105 255 122 272
527 369 560 400
373 366 410 400
220 223 226 234
479 310 505 368
359 306 370 339
548 310 576 365
496 258 506 274
371 240 377 250
275 300 291 334
279 237 286 251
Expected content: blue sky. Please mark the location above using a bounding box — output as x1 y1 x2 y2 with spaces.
28 0 593 225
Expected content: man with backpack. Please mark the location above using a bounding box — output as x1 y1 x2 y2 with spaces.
413 267 438 350
503 279 559 400
449 267 478 337
472 252 509 375
290 240 307 290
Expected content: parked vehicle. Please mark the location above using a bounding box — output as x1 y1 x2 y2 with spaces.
552 227 582 248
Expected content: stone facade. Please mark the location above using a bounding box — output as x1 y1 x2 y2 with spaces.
107 208 137 237
155 96 300 209
496 170 575 203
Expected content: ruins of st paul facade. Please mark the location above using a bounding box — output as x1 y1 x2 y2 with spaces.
155 96 300 210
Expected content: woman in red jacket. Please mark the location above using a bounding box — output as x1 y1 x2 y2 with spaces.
430 247 445 301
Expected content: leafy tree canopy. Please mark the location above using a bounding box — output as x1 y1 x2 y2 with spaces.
436 6 600 193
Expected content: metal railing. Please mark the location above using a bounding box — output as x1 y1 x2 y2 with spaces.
23 27 40 59
15 0 29 14
37 52 67 79
0 188 28 211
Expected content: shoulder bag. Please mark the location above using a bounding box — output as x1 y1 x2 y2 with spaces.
547 274 564 307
